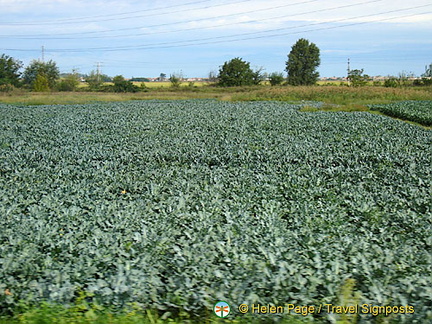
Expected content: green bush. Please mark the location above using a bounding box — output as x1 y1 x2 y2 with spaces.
57 73 80 92
217 58 262 86
413 78 432 86
384 77 399 88
32 74 50 92
269 72 285 86
0 84 16 92
347 69 370 87
112 75 139 93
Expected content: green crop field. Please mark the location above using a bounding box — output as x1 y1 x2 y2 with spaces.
0 100 431 323
369 101 432 126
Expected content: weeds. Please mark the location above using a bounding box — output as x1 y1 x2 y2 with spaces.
1 85 431 106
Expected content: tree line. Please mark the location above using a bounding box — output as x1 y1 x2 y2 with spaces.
217 38 320 87
1 38 431 92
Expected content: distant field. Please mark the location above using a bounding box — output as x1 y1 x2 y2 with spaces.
84 80 347 88
77 81 210 88
139 81 209 88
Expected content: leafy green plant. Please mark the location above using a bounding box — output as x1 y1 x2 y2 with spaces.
369 101 432 126
0 100 430 323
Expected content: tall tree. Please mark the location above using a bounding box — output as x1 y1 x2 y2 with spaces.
217 57 262 87
23 60 59 89
0 54 23 87
286 39 320 86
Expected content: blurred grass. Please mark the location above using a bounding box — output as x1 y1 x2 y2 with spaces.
1 84 431 107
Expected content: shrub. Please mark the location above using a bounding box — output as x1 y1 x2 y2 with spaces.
169 73 182 88
33 74 50 92
384 77 399 88
57 73 80 92
112 75 139 93
347 69 370 87
0 84 15 92
23 60 59 90
217 57 262 87
269 72 285 86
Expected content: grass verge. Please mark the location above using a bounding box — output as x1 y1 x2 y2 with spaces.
0 303 313 324
1 85 431 106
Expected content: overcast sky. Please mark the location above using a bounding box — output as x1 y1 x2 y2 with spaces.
1 0 431 78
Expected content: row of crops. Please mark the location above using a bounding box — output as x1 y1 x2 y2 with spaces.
369 100 432 126
0 100 431 323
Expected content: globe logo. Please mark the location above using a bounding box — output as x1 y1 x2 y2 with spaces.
214 301 231 318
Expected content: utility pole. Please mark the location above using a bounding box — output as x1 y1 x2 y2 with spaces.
347 58 351 86
41 46 45 62
96 62 102 83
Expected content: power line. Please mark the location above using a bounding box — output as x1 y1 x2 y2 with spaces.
2 6 431 53
95 62 103 81
0 0 322 38
56 7 432 51
2 0 377 40
0 0 213 24
0 0 254 25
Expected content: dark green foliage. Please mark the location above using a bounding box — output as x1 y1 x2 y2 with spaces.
0 54 23 87
286 39 320 85
22 60 59 90
32 74 50 92
57 72 80 92
112 75 139 93
413 77 432 86
0 101 431 323
217 57 262 86
269 72 285 86
347 69 370 87
369 100 432 126
0 84 17 93
130 77 150 82
384 77 399 88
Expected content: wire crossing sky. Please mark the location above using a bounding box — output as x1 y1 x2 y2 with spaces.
1 0 431 78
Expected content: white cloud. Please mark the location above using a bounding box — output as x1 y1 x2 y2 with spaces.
1 0 431 78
